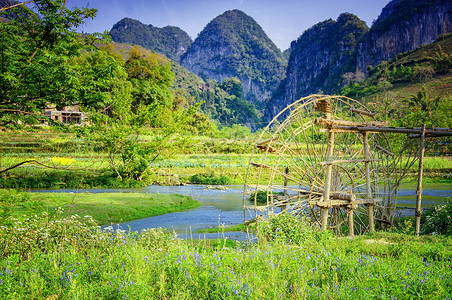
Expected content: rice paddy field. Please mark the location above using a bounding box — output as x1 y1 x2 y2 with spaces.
1 133 451 188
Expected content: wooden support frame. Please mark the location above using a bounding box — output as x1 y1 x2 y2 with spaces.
244 95 452 239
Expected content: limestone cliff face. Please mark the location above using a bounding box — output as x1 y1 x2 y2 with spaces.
180 10 287 107
264 0 452 123
264 13 368 122
356 0 452 73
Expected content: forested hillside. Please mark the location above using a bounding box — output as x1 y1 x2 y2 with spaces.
108 43 260 129
110 18 192 62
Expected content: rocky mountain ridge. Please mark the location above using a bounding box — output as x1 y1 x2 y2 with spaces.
264 13 368 122
109 18 192 62
356 0 451 74
180 9 287 108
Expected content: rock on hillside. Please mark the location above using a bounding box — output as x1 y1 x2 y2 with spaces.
356 0 452 73
109 18 192 62
264 13 368 122
180 9 287 107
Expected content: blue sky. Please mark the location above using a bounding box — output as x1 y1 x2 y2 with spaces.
67 0 391 50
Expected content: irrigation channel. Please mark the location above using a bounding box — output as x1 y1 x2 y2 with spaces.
31 183 452 240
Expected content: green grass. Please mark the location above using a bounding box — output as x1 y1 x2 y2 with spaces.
196 223 247 234
4 191 201 225
0 211 451 299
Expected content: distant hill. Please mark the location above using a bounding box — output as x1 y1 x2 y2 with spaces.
107 42 261 128
180 9 287 109
109 18 192 62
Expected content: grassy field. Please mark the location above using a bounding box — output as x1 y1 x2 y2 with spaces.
1 129 450 189
0 211 451 299
1 190 200 225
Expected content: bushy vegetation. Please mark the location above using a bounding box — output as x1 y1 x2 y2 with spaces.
189 173 232 185
340 34 452 129
0 210 451 298
422 199 452 236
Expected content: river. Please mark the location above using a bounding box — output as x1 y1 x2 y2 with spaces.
31 182 452 239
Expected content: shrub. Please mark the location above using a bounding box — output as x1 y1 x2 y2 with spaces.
247 190 284 204
256 213 318 246
189 172 232 185
422 198 452 236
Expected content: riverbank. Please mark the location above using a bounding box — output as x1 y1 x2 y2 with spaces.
1 190 201 225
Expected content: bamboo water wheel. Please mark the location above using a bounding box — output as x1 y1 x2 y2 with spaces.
243 95 447 236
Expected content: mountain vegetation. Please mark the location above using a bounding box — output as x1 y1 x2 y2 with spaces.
109 17 192 62
356 0 451 74
341 33 452 128
180 9 287 109
107 42 261 129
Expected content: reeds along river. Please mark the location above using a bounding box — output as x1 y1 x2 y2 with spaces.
31 182 452 240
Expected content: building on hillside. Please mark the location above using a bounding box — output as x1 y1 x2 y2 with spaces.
43 105 86 125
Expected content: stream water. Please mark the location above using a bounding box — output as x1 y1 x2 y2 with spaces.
31 182 452 240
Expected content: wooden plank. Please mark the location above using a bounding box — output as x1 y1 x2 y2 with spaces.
363 132 374 233
348 208 355 237
321 130 335 230
376 144 395 157
315 117 388 127
319 158 381 165
310 198 382 206
350 108 376 117
256 136 279 146
329 125 452 136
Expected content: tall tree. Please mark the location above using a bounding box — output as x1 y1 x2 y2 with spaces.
0 0 108 125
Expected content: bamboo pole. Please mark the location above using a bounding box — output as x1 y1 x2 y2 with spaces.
321 130 335 231
329 125 452 136
415 124 426 236
363 132 375 233
282 167 289 212
347 208 355 237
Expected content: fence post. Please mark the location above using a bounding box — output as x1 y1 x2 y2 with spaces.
415 124 426 236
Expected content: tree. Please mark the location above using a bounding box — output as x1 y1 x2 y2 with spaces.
402 87 444 127
0 0 108 126
86 45 199 181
